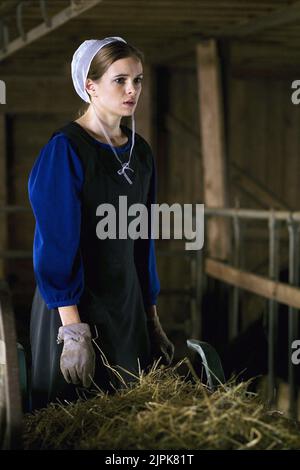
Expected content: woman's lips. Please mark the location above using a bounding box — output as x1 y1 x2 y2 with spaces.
123 101 136 106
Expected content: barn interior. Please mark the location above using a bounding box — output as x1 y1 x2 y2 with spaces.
1 0 300 443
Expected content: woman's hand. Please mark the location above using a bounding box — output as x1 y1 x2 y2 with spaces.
146 306 175 366
57 322 95 388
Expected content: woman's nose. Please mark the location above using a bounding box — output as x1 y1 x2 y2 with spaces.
126 81 137 94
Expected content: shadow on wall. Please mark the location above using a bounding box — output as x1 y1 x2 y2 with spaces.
202 270 300 390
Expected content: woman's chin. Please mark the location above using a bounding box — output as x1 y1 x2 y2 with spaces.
121 109 135 117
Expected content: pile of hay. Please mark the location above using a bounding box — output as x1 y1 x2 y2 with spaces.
23 358 300 450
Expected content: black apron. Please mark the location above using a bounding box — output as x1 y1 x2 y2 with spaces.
30 122 154 410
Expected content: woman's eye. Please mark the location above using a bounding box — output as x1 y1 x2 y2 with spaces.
114 77 143 84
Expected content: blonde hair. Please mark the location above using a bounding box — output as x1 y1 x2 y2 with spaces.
77 41 144 118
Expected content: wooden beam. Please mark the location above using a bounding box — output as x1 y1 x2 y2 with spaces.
219 1 300 37
141 1 300 62
196 39 230 260
206 258 300 310
0 114 7 279
0 0 103 62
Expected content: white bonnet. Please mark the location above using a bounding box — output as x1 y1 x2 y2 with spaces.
71 36 127 102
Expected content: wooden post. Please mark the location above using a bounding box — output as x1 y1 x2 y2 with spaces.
196 40 230 260
0 114 7 279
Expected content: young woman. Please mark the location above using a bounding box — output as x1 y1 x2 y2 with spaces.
28 37 174 410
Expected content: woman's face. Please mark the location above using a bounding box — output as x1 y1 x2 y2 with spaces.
86 57 143 117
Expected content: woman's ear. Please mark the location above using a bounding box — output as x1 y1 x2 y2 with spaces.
85 79 97 98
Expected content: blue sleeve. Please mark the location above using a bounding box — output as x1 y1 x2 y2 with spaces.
28 133 84 309
134 151 161 310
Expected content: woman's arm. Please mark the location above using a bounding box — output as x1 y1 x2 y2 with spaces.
146 305 158 319
28 134 85 310
58 305 81 325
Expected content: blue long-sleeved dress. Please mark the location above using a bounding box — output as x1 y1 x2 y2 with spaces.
28 121 160 409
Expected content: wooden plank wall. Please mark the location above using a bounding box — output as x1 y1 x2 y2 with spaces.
229 78 300 211
154 64 203 351
157 54 300 341
228 76 300 330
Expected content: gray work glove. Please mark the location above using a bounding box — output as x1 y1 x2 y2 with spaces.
147 314 175 366
57 323 95 388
